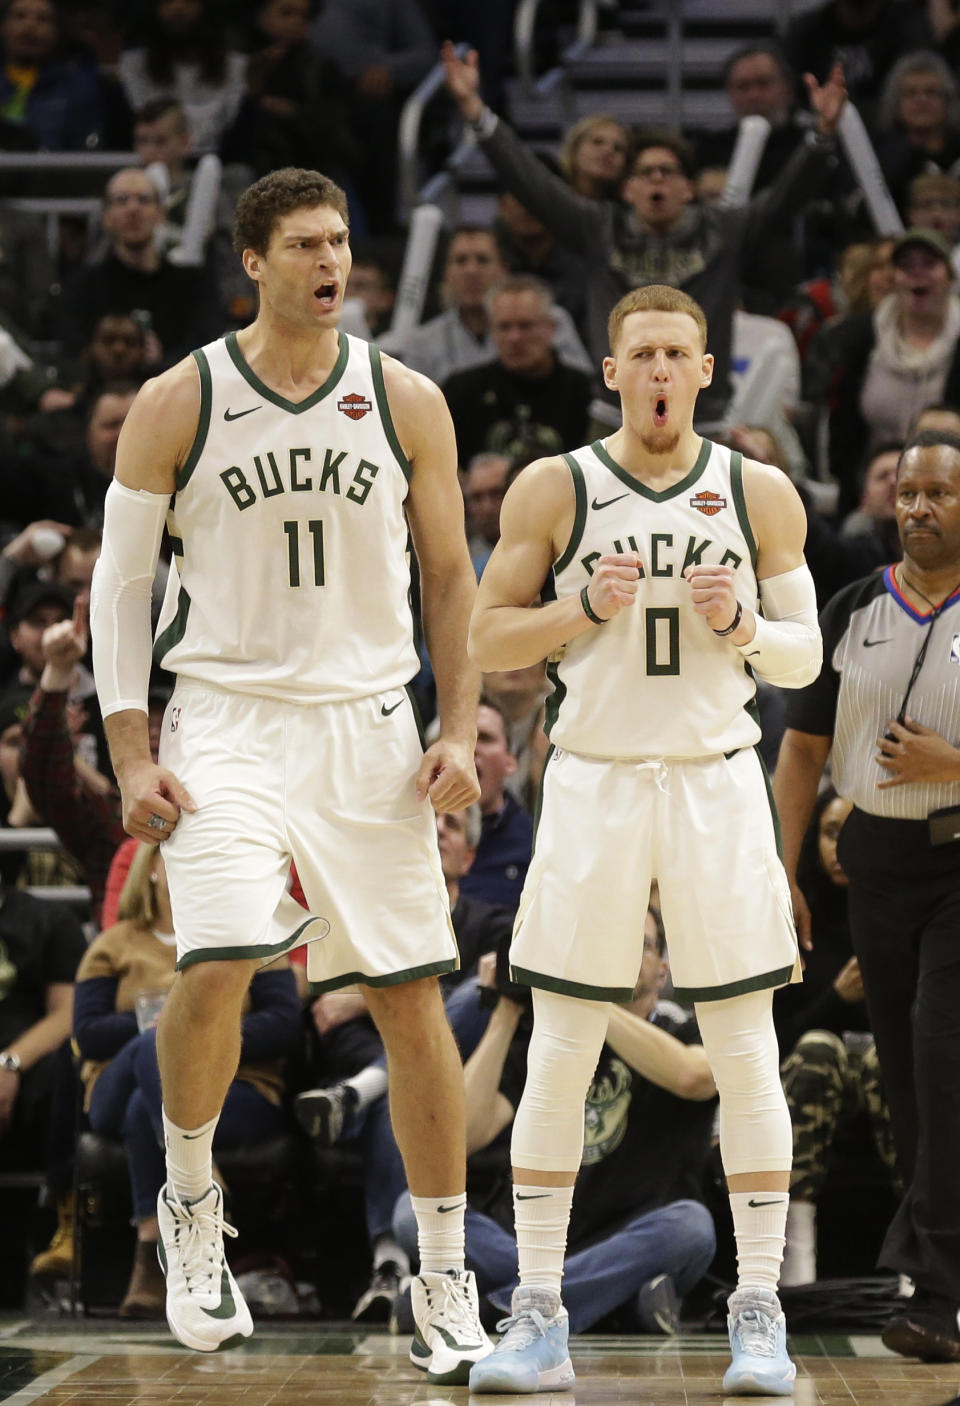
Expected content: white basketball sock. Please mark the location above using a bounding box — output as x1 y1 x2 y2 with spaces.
346 1064 388 1111
162 1108 217 1203
729 1190 789 1293
410 1194 465 1274
514 1184 575 1298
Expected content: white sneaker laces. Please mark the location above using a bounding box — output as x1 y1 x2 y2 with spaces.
495 1307 548 1352
426 1275 481 1340
168 1190 238 1293
734 1308 778 1358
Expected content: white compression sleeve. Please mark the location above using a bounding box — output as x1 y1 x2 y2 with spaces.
90 479 169 718
735 564 822 688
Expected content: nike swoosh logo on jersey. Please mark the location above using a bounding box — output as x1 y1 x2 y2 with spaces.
591 493 629 511
224 405 261 421
381 699 404 716
863 637 893 648
200 1264 238 1320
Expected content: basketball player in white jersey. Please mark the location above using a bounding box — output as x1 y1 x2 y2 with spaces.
88 169 493 1378
466 285 822 1397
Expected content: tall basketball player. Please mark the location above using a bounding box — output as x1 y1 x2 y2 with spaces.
89 168 492 1379
466 285 822 1397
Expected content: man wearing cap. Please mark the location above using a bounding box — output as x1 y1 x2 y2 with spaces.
822 228 960 513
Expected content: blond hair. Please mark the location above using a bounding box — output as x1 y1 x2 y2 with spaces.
117 842 161 927
607 285 708 353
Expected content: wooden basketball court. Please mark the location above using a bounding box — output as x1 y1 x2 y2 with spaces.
3 1320 960 1406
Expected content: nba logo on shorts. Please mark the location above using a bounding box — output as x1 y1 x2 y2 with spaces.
170 706 182 733
951 634 960 665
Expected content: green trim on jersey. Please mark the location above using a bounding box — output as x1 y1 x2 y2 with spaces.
168 535 183 557
592 436 711 502
369 343 412 484
729 450 758 572
307 957 457 994
553 453 587 573
177 348 212 490
176 915 320 970
543 659 566 739
756 741 784 859
224 329 348 414
153 585 192 664
510 964 635 1004
673 963 795 1005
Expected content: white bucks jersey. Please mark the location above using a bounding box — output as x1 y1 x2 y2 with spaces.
155 331 419 701
548 438 762 759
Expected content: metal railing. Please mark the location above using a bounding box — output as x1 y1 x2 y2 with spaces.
397 43 469 222
0 827 92 906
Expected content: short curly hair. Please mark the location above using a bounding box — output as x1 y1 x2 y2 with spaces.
233 167 349 258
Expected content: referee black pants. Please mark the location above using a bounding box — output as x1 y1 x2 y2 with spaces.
838 807 960 1301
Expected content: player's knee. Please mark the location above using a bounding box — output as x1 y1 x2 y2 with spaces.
176 956 259 1011
365 974 446 1042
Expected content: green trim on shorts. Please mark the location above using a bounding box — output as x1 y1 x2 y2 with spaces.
510 964 634 1004
175 916 320 971
673 962 795 1004
307 957 457 995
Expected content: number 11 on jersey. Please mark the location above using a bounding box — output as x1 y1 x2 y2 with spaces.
283 520 325 587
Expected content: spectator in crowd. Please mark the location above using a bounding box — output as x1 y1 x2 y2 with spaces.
873 52 960 210
459 697 533 915
693 42 807 191
443 276 592 467
784 0 933 122
236 0 355 182
480 661 547 809
133 97 195 232
913 400 960 437
74 843 299 1317
776 787 897 1287
20 596 126 923
295 804 513 1322
905 170 960 255
55 168 223 367
464 451 510 576
119 0 247 157
840 440 902 562
816 229 960 513
385 225 589 385
0 204 55 341
0 684 83 891
4 579 73 690
343 247 396 339
558 114 632 202
394 907 718 1336
781 235 895 365
0 881 86 1267
442 43 848 427
0 0 112 150
493 182 588 336
309 0 435 231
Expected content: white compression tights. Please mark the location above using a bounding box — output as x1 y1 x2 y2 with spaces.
511 988 611 1174
694 987 792 1177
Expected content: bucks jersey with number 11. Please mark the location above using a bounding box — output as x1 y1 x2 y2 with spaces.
547 437 762 759
154 330 420 702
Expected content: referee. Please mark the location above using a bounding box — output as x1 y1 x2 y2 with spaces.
775 429 960 1362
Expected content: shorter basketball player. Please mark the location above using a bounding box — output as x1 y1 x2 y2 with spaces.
466 286 822 1396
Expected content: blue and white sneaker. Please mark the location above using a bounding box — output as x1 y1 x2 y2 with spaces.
723 1286 797 1396
469 1285 576 1394
409 1269 492 1384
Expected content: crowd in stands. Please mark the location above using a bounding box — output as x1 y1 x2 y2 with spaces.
0 0 954 1327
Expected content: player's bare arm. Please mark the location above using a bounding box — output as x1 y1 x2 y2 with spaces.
469 457 643 671
93 358 200 842
383 355 481 811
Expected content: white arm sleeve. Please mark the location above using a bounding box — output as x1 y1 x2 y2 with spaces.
735 564 822 689
90 479 169 718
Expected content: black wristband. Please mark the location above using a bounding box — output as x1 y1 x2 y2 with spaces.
713 601 743 637
580 585 608 626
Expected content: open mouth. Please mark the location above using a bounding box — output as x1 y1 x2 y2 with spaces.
653 396 668 427
314 282 338 308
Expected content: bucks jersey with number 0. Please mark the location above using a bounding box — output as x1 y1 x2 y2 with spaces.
547 437 762 759
154 330 419 702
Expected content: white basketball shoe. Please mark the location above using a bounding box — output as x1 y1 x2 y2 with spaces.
157 1182 253 1352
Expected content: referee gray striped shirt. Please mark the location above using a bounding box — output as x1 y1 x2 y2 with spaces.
786 565 960 819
